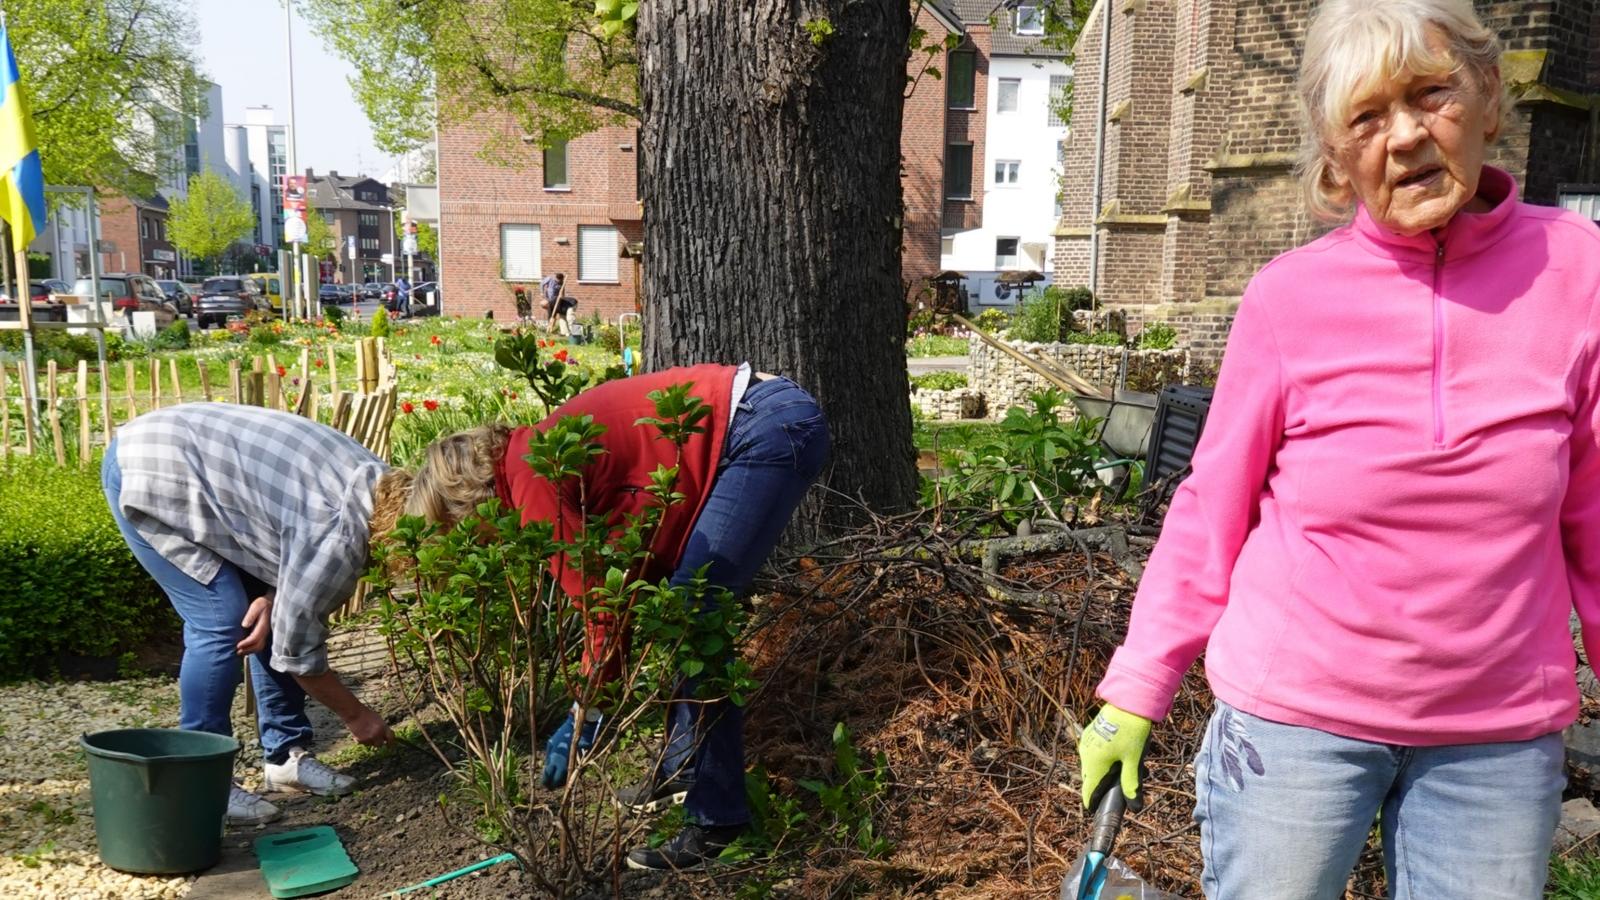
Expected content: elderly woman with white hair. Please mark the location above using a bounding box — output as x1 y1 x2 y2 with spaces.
1075 0 1600 897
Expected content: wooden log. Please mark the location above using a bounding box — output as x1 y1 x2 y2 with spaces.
228 359 243 405
47 360 65 465
76 362 90 467
294 376 315 418
0 362 10 460
267 372 283 411
168 358 183 404
330 391 353 432
19 361 35 455
123 361 137 423
198 362 213 402
98 359 113 445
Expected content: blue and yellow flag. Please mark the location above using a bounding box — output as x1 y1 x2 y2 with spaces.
0 22 45 246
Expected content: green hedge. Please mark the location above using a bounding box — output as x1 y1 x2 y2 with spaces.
0 458 169 679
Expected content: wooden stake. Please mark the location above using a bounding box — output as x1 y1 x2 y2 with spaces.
294 376 315 418
168 358 183 405
248 371 265 407
47 361 64 466
267 372 283 411
0 363 9 460
330 391 352 432
19 361 34 455
327 346 339 395
229 359 243 405
198 362 213 402
76 362 90 467
123 361 138 423
149 358 160 410
98 359 113 446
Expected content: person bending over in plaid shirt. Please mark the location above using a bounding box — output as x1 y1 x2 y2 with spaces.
103 403 410 825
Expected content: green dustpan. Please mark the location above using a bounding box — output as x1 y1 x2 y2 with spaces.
255 826 359 898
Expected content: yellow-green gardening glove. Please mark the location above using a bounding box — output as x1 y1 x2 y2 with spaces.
1077 703 1152 812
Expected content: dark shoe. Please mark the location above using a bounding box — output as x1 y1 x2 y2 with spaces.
615 773 693 814
625 823 744 871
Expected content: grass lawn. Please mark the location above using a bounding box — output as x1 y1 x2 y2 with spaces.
906 333 969 357
1548 853 1600 899
914 419 1001 453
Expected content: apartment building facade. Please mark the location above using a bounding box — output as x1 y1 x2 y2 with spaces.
438 1 1071 320
97 192 176 280
306 171 398 284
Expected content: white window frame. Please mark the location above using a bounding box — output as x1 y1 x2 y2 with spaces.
1015 5 1044 35
500 223 542 281
994 160 1021 186
1047 74 1069 127
995 236 1020 269
577 225 619 283
996 78 1021 114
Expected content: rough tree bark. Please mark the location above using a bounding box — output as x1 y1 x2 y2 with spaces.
637 0 919 537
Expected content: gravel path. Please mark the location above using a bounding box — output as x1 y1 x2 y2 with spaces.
0 677 197 899
0 627 384 899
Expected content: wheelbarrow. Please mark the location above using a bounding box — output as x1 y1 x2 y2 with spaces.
1069 390 1157 501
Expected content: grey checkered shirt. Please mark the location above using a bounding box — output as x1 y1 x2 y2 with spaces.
112 403 388 675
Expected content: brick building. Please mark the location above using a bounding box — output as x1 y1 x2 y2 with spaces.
1054 0 1600 358
437 1 1070 321
306 171 399 284
437 116 643 322
97 192 177 279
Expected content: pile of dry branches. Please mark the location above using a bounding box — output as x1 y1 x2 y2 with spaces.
726 501 1393 898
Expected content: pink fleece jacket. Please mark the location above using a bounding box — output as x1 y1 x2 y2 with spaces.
1098 167 1600 745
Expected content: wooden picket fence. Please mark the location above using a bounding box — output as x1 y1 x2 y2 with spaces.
0 338 399 465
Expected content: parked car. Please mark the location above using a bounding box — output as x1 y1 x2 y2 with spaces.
360 282 384 301
318 283 347 304
379 283 403 312
0 279 72 304
245 272 284 317
155 279 194 316
71 273 177 330
194 276 269 329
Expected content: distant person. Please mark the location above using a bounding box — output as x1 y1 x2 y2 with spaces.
103 404 402 826
395 275 412 317
540 272 573 333
1076 1 1600 897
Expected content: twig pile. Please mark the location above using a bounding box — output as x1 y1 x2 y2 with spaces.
734 500 1389 898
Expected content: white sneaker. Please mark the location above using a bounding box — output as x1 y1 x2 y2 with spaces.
262 747 355 797
228 786 282 825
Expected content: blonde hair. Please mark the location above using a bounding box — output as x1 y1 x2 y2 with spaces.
1296 0 1505 221
405 424 514 528
368 468 416 542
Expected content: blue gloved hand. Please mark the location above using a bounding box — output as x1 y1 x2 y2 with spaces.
540 710 601 789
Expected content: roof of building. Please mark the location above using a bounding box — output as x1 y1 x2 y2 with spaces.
924 0 965 34
306 171 391 212
951 0 1067 58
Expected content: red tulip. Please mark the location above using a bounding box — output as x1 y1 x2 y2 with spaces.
275 365 287 377
430 335 441 345
553 349 569 362
423 399 439 411
401 402 415 414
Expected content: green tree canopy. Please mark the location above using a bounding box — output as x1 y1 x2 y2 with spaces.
7 0 206 199
305 208 337 261
298 0 638 162
168 172 255 268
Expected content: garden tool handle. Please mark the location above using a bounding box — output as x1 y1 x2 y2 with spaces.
1089 783 1126 857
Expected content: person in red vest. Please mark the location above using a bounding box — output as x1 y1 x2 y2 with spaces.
402 364 829 869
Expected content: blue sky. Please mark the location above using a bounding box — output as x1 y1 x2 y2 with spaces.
191 0 395 179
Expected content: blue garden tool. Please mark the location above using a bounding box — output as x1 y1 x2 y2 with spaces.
1060 785 1177 900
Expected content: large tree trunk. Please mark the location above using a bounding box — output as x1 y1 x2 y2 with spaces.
637 0 918 536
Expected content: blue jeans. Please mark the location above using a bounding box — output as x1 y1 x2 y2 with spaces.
102 446 313 764
1195 700 1564 900
657 376 830 827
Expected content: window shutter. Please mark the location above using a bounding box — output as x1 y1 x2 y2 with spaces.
578 226 619 282
501 224 541 280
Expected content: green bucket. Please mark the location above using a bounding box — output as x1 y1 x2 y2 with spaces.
80 728 240 874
